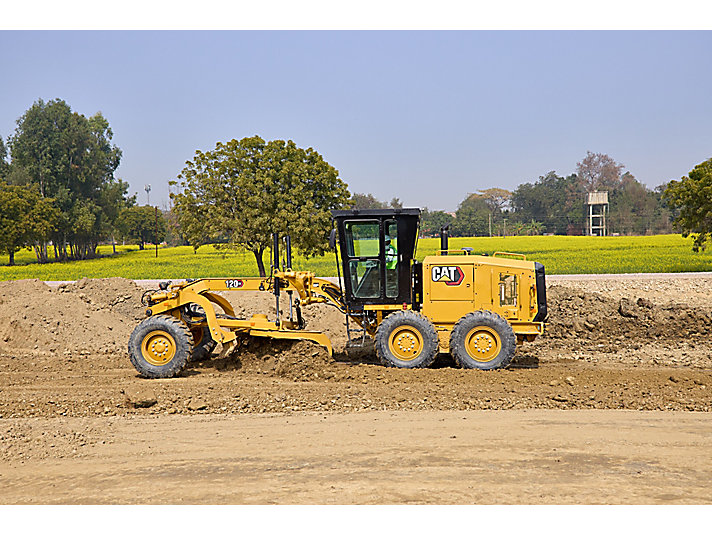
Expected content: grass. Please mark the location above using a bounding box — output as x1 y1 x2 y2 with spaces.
1 234 711 281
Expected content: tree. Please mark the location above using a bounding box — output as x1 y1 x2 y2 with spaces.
389 197 403 209
116 205 167 250
172 136 350 276
576 151 624 192
451 193 490 237
100 179 136 253
420 208 455 237
475 187 512 236
511 171 587 235
8 98 124 261
0 136 8 181
511 219 544 236
164 207 189 247
351 193 386 210
0 184 59 265
652 182 675 235
607 172 658 235
478 187 511 213
3 162 32 186
663 158 712 251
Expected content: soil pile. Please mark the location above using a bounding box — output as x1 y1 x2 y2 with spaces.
63 277 145 321
539 285 712 367
211 338 337 381
546 285 712 344
0 278 144 356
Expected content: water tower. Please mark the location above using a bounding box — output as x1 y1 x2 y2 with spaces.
586 191 608 236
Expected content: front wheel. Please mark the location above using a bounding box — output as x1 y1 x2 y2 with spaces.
129 315 193 378
375 310 439 369
449 311 516 370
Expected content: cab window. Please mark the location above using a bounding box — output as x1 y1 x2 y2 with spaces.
345 221 381 299
385 219 398 297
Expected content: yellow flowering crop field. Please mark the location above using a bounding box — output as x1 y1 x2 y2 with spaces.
1 234 711 281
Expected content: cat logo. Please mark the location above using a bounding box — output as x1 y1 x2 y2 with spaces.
431 265 464 286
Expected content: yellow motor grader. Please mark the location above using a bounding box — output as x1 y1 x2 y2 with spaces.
128 208 547 378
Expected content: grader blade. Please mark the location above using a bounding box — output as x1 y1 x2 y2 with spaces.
249 330 333 356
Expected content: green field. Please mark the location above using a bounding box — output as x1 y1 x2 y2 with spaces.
1 234 711 281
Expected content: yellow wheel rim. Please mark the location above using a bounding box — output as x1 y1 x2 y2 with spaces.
465 326 501 362
141 331 177 366
389 325 424 361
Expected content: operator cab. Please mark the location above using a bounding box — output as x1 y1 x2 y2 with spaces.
331 208 420 310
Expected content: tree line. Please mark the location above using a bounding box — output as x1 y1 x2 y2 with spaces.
355 152 677 238
0 99 167 265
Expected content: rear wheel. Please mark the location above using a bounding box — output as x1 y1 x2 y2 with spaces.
449 311 516 370
129 315 193 378
190 326 217 362
375 310 439 369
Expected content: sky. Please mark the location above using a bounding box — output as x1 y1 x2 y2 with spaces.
1 30 711 211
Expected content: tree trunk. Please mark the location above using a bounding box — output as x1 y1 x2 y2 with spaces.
252 248 266 277
33 242 48 263
112 235 116 255
139 242 144 251
8 250 15 266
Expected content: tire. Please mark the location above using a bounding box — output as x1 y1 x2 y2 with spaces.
128 315 193 378
449 310 516 370
190 326 217 362
375 310 439 369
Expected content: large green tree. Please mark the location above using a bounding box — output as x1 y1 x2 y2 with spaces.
8 98 124 261
116 205 167 250
607 172 659 235
451 194 490 237
511 171 587 235
0 184 59 265
172 136 350 276
663 158 712 251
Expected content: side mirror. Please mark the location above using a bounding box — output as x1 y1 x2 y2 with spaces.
329 228 337 250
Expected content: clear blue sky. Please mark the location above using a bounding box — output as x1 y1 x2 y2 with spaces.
1 30 711 211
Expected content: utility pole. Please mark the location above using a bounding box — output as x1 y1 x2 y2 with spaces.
503 218 507 238
144 184 151 206
489 213 492 238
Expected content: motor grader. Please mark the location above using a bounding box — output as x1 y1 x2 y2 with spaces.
128 208 547 378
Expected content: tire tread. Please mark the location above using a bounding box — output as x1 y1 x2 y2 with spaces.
450 310 516 370
375 310 439 369
129 315 193 378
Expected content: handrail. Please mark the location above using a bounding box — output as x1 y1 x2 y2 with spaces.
493 251 526 260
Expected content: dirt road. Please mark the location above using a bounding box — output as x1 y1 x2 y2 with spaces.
2 410 710 504
0 274 711 503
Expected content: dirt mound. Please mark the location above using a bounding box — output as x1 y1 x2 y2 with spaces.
211 338 337 380
539 285 712 366
62 277 145 321
0 278 142 356
546 285 712 343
